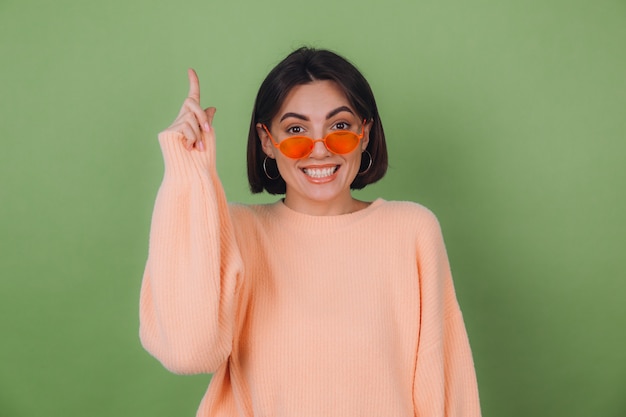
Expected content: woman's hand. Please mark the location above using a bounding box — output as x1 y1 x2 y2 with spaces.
163 69 216 151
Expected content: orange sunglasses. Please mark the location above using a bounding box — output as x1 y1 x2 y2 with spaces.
262 120 366 159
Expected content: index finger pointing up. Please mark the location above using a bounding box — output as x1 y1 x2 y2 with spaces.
187 68 201 101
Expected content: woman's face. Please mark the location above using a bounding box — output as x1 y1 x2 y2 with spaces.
257 80 370 215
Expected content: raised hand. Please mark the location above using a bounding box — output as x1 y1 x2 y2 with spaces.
164 68 216 151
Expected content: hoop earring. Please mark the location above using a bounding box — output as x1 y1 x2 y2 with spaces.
358 150 373 175
263 156 281 180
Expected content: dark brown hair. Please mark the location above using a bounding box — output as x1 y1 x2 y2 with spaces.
247 47 388 194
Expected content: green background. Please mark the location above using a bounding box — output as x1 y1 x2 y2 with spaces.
1 0 624 416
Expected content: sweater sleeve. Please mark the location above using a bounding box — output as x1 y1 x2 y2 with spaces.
413 212 481 416
139 131 243 375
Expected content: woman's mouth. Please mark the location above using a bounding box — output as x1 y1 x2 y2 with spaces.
302 166 339 179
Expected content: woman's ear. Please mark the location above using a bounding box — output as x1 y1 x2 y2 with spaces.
361 119 372 151
256 123 276 158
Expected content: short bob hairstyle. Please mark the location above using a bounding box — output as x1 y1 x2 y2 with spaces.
247 47 388 195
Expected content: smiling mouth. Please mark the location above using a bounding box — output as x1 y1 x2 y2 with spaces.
302 166 339 179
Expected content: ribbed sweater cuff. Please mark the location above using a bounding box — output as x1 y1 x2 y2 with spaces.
157 131 213 181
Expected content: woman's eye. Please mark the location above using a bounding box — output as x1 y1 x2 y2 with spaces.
287 126 303 135
334 122 350 130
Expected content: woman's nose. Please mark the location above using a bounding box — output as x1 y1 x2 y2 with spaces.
308 138 331 158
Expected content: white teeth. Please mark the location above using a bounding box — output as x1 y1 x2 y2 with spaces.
303 166 337 178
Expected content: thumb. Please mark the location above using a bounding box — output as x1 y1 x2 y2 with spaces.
205 107 217 126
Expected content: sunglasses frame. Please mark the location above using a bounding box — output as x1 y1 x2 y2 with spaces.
262 119 367 159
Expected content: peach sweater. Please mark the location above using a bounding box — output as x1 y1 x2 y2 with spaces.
140 132 481 416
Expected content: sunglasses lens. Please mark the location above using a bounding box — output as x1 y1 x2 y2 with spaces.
326 131 359 154
281 137 314 158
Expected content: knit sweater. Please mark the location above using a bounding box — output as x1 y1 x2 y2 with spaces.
140 131 481 416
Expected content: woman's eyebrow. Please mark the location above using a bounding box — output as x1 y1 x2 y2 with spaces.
326 106 355 119
279 112 309 122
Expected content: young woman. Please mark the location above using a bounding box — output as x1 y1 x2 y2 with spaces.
140 47 481 416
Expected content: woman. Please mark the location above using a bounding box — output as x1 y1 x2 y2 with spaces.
140 47 481 416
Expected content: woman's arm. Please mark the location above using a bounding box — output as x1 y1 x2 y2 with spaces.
413 212 481 416
139 70 243 374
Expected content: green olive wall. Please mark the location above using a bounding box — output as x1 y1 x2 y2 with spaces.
1 0 625 416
